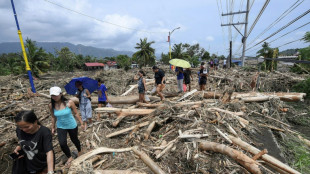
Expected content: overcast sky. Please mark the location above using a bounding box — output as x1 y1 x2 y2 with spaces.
1 0 309 57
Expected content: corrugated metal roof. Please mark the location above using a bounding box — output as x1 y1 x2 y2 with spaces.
85 63 104 67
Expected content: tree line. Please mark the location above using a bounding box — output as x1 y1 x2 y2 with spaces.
0 37 225 76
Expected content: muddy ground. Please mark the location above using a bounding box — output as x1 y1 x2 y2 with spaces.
0 63 310 174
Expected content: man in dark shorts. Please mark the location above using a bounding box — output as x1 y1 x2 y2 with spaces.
96 78 110 120
152 66 165 101
183 68 193 91
199 62 208 91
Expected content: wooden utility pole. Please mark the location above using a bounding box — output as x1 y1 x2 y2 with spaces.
221 0 250 67
241 0 250 67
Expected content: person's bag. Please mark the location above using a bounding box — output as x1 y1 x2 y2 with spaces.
106 103 113 107
183 84 187 92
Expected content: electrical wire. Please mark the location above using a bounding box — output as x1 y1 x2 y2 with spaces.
276 38 302 48
217 0 228 52
247 0 270 37
269 22 310 44
43 0 166 34
247 0 304 47
246 8 310 51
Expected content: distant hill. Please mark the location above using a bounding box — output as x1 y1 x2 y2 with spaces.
279 48 299 56
0 42 134 58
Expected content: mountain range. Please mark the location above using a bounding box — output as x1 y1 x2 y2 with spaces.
0 42 134 58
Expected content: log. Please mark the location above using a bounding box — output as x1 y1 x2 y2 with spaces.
106 121 150 138
199 141 262 174
144 121 156 140
132 147 166 174
95 108 155 115
112 113 128 127
94 170 146 174
203 92 306 102
298 135 310 148
121 81 154 96
177 89 198 101
228 135 301 174
69 147 133 173
70 95 160 105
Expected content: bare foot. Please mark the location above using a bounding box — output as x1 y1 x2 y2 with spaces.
64 157 73 168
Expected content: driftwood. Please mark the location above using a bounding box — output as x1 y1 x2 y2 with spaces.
144 121 156 140
70 95 160 105
228 135 301 174
106 121 150 138
207 108 249 126
121 81 154 96
203 92 306 102
177 89 198 101
297 135 310 148
199 141 262 174
69 147 133 173
214 126 232 144
132 147 166 174
252 149 268 161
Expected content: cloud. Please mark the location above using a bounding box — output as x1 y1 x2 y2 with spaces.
206 36 214 41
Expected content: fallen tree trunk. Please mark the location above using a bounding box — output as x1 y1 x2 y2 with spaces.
132 147 166 174
95 107 155 115
199 141 262 174
228 135 301 174
70 95 160 105
121 81 154 96
203 92 306 102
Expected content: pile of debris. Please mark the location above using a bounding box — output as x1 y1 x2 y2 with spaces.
0 66 310 174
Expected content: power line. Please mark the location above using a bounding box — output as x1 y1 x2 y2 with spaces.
43 0 166 34
247 0 270 37
269 22 310 44
247 0 304 47
275 38 302 48
246 8 310 51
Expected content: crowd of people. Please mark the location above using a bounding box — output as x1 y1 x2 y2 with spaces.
11 59 225 173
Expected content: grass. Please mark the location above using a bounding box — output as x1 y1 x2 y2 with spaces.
283 135 310 173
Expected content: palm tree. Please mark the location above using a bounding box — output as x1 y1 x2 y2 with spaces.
133 38 155 67
25 39 49 76
172 43 184 59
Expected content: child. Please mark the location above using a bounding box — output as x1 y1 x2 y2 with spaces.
96 78 109 120
134 70 148 103
199 62 208 91
183 68 193 91
75 81 92 130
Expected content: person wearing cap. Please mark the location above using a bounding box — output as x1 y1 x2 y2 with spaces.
152 66 165 101
48 86 84 168
199 62 208 91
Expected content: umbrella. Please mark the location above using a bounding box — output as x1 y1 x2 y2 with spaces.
169 59 191 68
64 77 98 95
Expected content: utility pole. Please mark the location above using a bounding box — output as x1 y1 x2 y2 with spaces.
168 27 181 59
228 41 232 68
241 0 250 67
221 0 249 67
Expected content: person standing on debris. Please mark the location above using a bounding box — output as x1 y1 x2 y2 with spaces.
152 66 165 101
96 78 110 121
134 70 148 103
223 59 227 69
183 68 193 91
49 86 84 168
75 81 93 130
12 110 54 174
199 62 208 91
175 66 184 93
214 57 219 70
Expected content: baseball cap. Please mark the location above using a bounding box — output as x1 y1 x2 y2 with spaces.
50 86 62 96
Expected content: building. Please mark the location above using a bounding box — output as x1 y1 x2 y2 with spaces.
104 61 118 70
84 63 104 70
